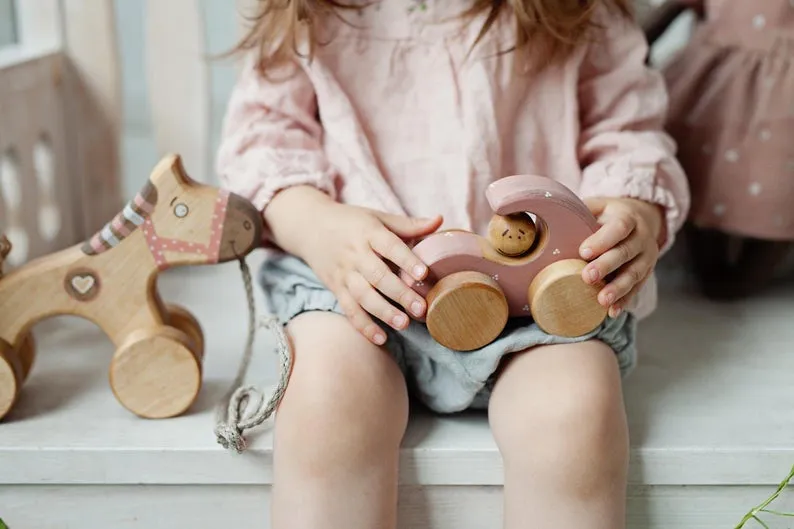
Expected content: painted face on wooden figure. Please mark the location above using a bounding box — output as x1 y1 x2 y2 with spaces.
487 213 537 257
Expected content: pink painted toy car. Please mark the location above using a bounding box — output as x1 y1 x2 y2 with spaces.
401 175 607 352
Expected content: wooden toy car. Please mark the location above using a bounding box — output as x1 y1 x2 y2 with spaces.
401 175 608 352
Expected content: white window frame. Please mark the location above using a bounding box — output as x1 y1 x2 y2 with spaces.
0 0 62 68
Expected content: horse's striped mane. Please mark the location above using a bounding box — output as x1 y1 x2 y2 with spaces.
82 180 159 256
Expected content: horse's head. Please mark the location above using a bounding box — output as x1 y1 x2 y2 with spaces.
141 154 262 270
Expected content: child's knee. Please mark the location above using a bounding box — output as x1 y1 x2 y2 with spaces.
490 343 629 496
277 312 409 461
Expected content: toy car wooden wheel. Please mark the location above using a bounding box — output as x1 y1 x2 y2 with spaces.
527 259 607 338
165 303 204 361
0 333 36 419
425 271 509 352
110 326 202 419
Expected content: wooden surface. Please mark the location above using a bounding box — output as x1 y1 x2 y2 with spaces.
0 254 794 529
0 254 793 527
527 258 607 337
0 154 262 420
487 213 536 257
425 271 509 351
4 484 793 529
0 254 792 483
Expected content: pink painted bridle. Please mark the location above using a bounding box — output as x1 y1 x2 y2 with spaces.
141 189 230 271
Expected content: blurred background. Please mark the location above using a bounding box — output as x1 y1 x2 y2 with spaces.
0 0 698 199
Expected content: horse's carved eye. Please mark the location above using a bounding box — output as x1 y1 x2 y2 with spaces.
243 220 252 231
174 203 189 218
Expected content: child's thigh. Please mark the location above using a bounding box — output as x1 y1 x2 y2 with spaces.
281 311 409 430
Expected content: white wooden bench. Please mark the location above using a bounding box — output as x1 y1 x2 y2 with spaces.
2 2 793 528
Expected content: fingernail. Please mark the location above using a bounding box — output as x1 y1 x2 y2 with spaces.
373 332 386 345
604 292 615 305
411 300 424 316
412 264 427 279
392 314 407 328
581 247 593 260
588 268 599 282
612 307 623 318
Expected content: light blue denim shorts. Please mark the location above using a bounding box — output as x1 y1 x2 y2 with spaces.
259 252 637 414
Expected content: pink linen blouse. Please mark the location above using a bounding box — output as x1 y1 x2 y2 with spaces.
216 2 691 320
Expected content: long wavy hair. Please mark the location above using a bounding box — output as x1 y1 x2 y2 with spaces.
232 0 633 73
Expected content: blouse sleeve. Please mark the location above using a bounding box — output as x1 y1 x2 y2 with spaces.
215 55 339 215
576 9 690 253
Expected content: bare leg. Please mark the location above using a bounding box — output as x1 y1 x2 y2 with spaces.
489 341 629 529
272 312 409 529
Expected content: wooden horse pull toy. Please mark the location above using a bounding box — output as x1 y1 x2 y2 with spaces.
401 175 608 352
0 154 262 421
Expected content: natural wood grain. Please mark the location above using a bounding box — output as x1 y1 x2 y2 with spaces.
527 258 607 337
406 175 602 346
0 483 786 529
425 271 509 351
486 213 536 257
110 325 202 419
165 303 205 360
0 333 34 419
0 154 262 420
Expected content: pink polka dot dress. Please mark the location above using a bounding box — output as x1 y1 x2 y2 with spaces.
663 0 794 241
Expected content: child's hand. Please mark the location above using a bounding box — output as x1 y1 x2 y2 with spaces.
297 200 442 346
578 197 665 318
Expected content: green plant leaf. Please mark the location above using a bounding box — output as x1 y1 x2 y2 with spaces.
0 517 9 529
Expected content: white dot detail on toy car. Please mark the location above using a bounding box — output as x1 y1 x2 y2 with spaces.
725 149 740 163
522 304 530 312
753 14 766 29
492 274 499 281
748 182 762 196
553 248 560 255
544 192 552 198
444 232 454 237
713 203 727 216
416 281 424 287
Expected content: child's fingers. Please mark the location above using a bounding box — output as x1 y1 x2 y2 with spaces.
369 229 428 281
335 287 388 345
580 214 636 260
607 272 650 318
582 235 644 284
597 255 653 308
357 253 426 318
346 271 410 332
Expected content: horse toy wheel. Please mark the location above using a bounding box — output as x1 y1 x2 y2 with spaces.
527 259 606 338
0 333 36 418
425 271 509 352
165 303 205 361
110 326 202 419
